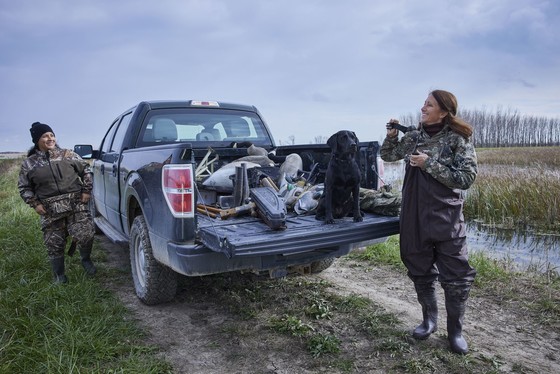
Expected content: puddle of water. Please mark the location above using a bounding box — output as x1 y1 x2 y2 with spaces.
382 161 560 273
467 223 560 272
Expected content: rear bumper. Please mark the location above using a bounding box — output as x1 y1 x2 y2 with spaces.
166 241 353 277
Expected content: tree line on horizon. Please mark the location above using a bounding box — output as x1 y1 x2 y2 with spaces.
399 107 560 147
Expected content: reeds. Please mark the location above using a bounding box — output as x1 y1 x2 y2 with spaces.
476 146 560 168
464 148 560 232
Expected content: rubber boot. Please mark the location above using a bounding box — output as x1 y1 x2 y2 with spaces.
79 247 97 276
50 256 68 284
412 282 438 340
443 282 472 354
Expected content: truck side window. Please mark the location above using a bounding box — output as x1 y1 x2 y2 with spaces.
101 120 119 154
111 112 132 152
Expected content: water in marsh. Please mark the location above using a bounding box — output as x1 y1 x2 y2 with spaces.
382 161 560 272
467 223 560 271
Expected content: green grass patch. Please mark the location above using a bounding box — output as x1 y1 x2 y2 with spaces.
307 333 341 357
349 235 405 270
269 314 315 337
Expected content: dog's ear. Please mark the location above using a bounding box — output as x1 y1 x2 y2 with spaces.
351 131 359 143
327 133 338 151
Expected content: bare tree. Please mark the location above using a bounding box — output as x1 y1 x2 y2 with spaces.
313 135 328 144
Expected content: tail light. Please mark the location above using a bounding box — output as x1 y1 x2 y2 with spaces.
162 165 195 218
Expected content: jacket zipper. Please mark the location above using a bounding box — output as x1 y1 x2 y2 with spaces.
46 152 62 194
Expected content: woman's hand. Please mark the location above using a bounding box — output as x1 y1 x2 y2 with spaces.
386 119 399 138
409 151 429 168
34 204 47 215
81 193 91 204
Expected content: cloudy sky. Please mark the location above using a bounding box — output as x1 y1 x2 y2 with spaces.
1 0 559 152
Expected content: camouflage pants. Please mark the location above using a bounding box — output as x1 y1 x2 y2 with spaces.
40 207 95 260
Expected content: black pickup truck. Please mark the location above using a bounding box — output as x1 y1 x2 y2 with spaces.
76 100 400 305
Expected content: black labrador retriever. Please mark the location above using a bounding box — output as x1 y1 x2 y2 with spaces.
315 130 363 224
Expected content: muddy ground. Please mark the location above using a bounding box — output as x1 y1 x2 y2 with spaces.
98 235 559 373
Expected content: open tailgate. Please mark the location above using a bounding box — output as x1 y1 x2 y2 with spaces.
197 213 400 258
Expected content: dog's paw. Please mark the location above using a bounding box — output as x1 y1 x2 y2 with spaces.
353 212 363 222
325 218 335 224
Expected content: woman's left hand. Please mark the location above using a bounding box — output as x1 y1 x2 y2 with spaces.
410 151 428 168
81 193 91 204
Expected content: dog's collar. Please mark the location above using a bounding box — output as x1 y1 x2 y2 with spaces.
332 153 355 163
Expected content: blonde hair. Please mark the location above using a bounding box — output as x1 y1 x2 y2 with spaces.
431 90 473 139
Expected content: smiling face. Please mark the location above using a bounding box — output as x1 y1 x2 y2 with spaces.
421 94 448 125
37 132 56 152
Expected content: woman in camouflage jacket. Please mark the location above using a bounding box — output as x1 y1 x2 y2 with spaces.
380 90 477 355
18 122 96 284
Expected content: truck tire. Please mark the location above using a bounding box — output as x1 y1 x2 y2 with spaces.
310 257 336 274
130 215 177 305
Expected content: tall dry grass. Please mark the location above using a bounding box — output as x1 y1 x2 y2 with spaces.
476 146 560 168
465 147 560 231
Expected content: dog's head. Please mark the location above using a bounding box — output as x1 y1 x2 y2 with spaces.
327 130 359 155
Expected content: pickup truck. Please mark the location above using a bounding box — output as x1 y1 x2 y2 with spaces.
76 100 400 305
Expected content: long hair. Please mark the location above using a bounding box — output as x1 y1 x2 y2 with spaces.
430 89 473 139
27 145 38 157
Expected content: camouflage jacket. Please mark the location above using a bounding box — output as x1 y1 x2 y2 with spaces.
380 125 477 190
18 147 93 209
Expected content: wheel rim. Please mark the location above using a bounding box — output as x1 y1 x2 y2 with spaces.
134 234 146 288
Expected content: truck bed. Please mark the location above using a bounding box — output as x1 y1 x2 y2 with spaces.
198 211 400 258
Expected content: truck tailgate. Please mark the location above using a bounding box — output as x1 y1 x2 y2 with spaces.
198 213 400 258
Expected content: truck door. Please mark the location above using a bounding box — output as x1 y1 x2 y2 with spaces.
92 120 119 220
101 113 132 232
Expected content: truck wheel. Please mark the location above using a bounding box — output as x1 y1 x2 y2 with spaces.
130 215 177 305
310 257 336 274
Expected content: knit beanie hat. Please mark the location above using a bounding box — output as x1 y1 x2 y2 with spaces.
30 122 54 144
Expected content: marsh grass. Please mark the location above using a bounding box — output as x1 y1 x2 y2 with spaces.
0 159 172 373
476 146 560 168
465 164 560 230
465 147 560 231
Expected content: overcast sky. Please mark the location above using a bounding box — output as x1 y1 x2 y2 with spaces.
1 0 559 152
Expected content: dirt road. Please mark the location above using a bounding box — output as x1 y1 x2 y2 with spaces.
98 235 559 373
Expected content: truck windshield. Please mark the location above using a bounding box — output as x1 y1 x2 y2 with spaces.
136 109 273 148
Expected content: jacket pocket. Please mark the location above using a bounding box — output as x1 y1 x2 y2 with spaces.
42 192 78 215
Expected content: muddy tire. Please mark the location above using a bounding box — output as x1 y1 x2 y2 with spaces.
310 257 336 274
130 215 177 305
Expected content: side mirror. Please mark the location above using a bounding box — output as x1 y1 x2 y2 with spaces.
74 144 93 159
